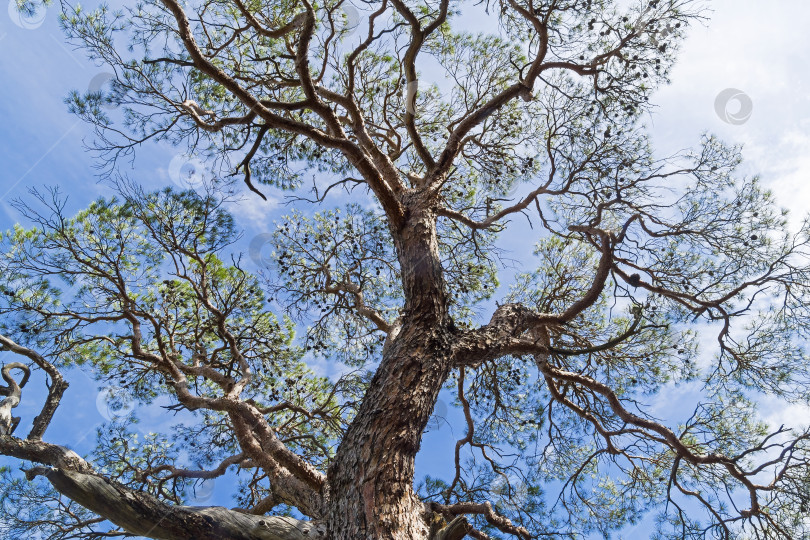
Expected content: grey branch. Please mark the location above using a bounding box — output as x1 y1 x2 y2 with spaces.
26 467 325 540
0 362 29 436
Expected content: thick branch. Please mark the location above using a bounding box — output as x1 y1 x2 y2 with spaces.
25 467 323 540
0 435 92 472
451 227 613 367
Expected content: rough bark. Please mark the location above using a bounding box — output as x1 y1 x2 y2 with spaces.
325 323 452 538
324 201 454 539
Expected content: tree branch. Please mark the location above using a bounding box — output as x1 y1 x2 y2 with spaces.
25 467 324 540
0 334 69 441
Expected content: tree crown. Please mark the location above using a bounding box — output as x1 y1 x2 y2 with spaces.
1 0 810 538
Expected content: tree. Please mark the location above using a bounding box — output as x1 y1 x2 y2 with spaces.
1 0 810 538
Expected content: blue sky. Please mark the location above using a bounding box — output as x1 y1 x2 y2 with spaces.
2 0 810 537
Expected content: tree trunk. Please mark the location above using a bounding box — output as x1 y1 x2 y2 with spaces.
325 202 453 539
325 322 452 539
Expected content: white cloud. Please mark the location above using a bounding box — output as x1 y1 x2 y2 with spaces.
651 0 810 224
225 192 280 232
759 394 810 432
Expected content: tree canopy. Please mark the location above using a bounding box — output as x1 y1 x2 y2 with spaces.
1 0 810 538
